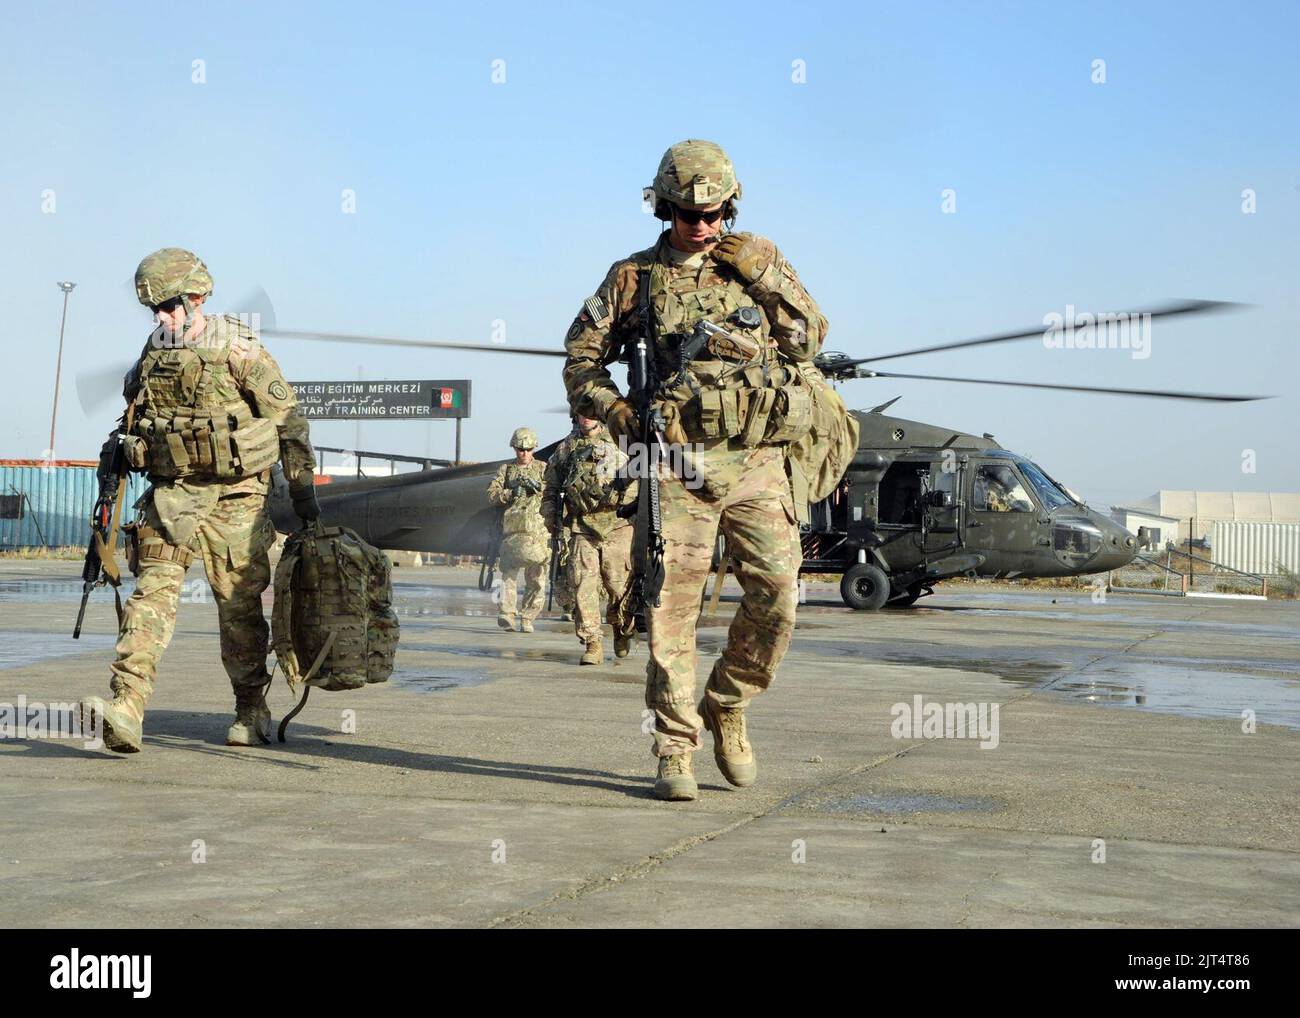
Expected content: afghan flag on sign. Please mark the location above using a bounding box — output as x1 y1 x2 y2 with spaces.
439 388 462 410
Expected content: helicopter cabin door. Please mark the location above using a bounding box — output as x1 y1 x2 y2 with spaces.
965 459 1049 576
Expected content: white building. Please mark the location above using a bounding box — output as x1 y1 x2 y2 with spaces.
1110 491 1300 542
1110 491 1300 574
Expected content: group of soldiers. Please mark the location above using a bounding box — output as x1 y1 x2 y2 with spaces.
81 138 832 805
486 413 637 665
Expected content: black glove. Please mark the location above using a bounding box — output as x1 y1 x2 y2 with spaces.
292 485 321 523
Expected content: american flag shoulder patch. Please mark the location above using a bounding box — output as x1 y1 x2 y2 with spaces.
582 295 610 325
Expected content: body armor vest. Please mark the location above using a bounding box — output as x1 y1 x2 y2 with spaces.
128 320 280 481
562 435 635 537
649 252 812 448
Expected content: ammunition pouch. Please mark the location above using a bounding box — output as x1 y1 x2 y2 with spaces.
123 435 149 470
679 375 814 448
137 410 280 480
124 522 195 577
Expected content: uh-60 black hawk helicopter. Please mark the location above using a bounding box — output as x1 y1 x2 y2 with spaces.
203 295 1262 611
73 296 1264 610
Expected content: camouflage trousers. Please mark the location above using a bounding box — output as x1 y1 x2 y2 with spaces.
497 548 548 625
568 524 635 643
645 444 801 757
110 485 277 709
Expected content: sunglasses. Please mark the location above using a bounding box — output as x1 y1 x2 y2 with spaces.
672 206 725 225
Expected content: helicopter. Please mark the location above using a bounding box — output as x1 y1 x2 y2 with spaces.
76 297 1268 611
247 298 1266 610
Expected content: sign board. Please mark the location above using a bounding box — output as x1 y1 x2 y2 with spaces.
290 380 471 420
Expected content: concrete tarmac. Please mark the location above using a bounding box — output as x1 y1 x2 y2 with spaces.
0 559 1296 928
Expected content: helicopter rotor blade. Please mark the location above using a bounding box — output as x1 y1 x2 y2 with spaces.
227 286 278 332
75 361 135 415
853 299 1241 365
263 327 567 357
860 369 1270 403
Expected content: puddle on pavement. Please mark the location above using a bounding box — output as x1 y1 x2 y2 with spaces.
389 668 494 693
937 602 1300 641
800 791 1004 816
0 631 116 669
400 642 578 666
1044 660 1300 729
792 639 1063 686
392 584 497 619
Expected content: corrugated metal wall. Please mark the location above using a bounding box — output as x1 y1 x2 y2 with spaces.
0 464 149 549
1211 521 1300 576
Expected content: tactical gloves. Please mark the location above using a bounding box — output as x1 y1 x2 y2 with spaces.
606 399 637 443
607 398 691 447
292 484 321 523
712 234 770 285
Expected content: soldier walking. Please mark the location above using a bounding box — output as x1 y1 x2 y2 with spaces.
80 248 319 752
563 140 830 801
542 414 637 665
485 428 549 632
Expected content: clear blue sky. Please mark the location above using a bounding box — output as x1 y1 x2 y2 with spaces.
2 0 1296 507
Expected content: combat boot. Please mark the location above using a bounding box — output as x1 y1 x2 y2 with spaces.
520 620 534 633
79 695 144 754
653 752 698 801
579 640 603 665
614 632 635 658
700 696 757 787
497 616 515 632
561 610 574 623
226 692 272 746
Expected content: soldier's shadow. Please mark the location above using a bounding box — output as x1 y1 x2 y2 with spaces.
49 709 673 798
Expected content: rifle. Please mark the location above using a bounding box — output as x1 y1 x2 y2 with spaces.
627 270 668 623
477 513 503 592
74 400 138 638
546 524 562 611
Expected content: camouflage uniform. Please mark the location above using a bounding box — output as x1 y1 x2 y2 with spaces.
563 155 827 763
541 423 637 649
545 426 581 617
101 310 316 749
486 459 550 627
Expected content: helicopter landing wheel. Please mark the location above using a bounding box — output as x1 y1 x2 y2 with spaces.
840 563 891 611
887 584 924 607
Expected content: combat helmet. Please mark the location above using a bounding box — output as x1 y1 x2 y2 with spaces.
649 139 742 221
134 248 213 309
510 427 538 450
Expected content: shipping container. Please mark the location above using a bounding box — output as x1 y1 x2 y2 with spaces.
0 461 149 550
1210 521 1300 576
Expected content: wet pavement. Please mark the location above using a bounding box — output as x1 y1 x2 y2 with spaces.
0 559 1296 928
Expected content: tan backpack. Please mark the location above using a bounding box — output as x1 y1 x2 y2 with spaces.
271 523 399 741
784 362 860 522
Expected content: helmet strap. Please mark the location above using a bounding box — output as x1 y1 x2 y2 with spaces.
179 294 196 339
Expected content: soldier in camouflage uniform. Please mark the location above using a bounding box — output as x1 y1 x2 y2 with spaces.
485 428 549 633
542 414 637 665
563 140 826 801
79 248 319 753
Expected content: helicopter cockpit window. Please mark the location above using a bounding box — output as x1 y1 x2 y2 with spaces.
1018 461 1074 512
973 464 1033 513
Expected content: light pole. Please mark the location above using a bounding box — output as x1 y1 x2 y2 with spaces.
49 281 76 460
